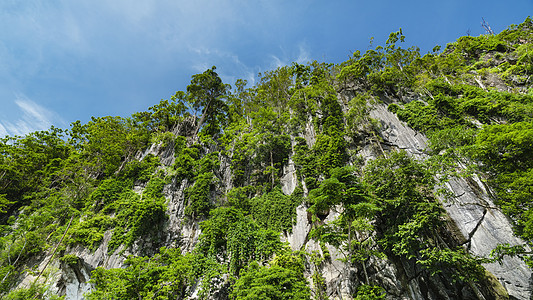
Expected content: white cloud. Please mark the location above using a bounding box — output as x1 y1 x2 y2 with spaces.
296 43 311 64
270 55 285 69
0 95 64 137
0 123 7 138
0 1 317 125
268 42 312 69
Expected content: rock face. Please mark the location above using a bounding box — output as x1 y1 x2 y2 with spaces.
15 101 532 300
370 101 532 300
443 175 532 299
57 261 92 300
369 103 428 158
280 157 298 196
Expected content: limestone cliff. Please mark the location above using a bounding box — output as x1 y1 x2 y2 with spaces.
4 19 533 300
37 99 530 300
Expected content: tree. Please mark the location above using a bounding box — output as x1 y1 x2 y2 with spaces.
132 96 187 134
230 252 311 300
187 66 229 136
198 207 281 275
86 247 194 300
309 167 382 285
0 127 70 213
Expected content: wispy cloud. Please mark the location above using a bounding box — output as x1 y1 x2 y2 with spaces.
0 95 64 137
270 54 285 69
269 42 312 69
296 43 311 64
188 46 259 87
0 123 7 138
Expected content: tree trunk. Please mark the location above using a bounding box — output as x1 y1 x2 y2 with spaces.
362 257 370 285
194 97 214 135
270 150 275 189
35 216 74 283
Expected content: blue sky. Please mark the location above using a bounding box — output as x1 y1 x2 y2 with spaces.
0 0 532 137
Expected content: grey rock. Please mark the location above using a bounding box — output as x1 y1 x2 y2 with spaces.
281 157 298 195
13 99 533 300
368 102 532 299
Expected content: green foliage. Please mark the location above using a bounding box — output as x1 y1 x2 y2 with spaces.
293 127 348 183
384 34 533 252
119 154 160 183
308 250 328 300
0 127 70 213
354 285 385 300
198 206 282 275
496 169 533 236
490 243 533 268
313 133 348 173
255 134 291 187
187 66 229 136
226 186 255 212
417 247 487 282
292 137 317 181
308 176 344 217
499 16 533 42
197 152 220 175
338 29 420 98
474 122 533 173
251 187 303 233
471 122 533 244
362 152 487 281
345 93 379 140
87 247 194 300
427 125 476 154
225 131 255 187
88 177 130 211
255 66 293 116
365 153 429 242
185 172 215 218
0 194 12 214
453 35 507 59
179 148 221 219
5 282 64 300
60 254 80 266
309 166 383 284
69 173 168 253
68 159 161 252
4 19 533 298
150 131 176 148
230 252 311 300
288 62 337 131
174 145 199 181
391 100 462 132
73 116 145 177
69 214 113 250
390 78 533 134
363 151 435 204
500 43 533 84
107 178 167 254
138 97 187 133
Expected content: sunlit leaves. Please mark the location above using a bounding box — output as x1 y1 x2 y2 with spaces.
230 253 311 300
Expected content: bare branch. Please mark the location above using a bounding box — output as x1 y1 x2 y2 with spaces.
481 17 495 35
34 216 74 283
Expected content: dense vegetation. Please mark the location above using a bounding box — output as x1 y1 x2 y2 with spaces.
1 17 532 299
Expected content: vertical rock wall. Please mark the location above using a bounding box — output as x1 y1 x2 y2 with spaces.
369 102 532 300
17 100 532 300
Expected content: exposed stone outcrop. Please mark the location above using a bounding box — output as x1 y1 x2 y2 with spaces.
369 101 532 300
56 260 92 300
280 157 298 196
14 98 531 300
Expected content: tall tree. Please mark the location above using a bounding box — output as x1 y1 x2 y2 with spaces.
186 66 229 136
